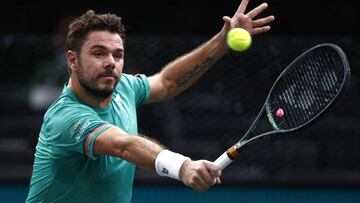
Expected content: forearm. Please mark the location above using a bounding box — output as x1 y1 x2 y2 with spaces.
118 135 191 180
156 32 228 99
94 126 190 179
93 127 164 170
118 135 164 170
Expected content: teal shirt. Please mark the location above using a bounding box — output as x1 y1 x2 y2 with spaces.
26 74 150 203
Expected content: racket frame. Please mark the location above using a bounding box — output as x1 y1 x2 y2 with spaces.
214 43 350 170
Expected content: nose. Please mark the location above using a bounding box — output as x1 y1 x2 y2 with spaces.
104 54 116 70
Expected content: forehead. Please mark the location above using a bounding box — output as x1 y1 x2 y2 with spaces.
82 30 123 51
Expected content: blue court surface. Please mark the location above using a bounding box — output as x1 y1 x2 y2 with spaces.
2 185 360 203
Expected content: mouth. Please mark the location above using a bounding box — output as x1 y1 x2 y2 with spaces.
101 75 115 79
99 76 117 85
98 72 118 81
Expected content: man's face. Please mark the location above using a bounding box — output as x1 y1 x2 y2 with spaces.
72 31 124 98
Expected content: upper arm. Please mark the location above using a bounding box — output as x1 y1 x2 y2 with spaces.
44 104 112 159
147 74 172 103
91 125 130 157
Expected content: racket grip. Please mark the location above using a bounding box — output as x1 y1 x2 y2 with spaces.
214 152 233 170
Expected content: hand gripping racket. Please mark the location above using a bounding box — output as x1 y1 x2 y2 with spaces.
214 43 351 170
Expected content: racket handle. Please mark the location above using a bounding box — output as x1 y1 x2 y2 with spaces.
214 152 233 170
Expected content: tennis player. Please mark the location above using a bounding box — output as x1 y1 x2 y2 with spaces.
26 0 274 202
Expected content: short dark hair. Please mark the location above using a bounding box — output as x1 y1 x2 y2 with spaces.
66 10 126 53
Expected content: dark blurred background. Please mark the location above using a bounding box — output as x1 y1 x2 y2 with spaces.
0 0 359 202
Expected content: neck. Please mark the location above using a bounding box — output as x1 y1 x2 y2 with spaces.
68 77 112 108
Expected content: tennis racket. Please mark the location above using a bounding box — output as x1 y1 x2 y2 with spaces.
214 43 350 170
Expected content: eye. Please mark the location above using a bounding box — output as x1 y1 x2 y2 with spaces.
94 52 104 57
113 53 123 61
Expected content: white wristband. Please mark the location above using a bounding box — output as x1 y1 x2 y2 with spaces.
155 150 190 180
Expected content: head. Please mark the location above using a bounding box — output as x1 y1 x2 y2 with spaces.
66 10 126 99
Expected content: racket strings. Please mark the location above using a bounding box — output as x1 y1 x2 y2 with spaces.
268 46 346 130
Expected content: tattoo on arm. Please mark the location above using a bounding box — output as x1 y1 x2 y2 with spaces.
175 57 215 87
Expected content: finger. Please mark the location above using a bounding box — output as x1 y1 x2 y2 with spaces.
215 177 221 184
252 26 271 35
236 0 250 14
246 3 268 19
193 161 218 186
198 165 220 187
213 168 222 177
191 182 206 192
186 174 207 192
199 167 217 187
222 16 232 30
252 15 275 27
205 161 222 177
194 176 210 192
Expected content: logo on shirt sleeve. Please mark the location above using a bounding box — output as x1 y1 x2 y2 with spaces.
71 119 91 140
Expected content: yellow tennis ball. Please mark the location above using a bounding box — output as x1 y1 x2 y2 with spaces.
226 28 252 52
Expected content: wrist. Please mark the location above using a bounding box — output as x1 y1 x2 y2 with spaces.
209 32 231 56
155 149 190 180
178 159 191 181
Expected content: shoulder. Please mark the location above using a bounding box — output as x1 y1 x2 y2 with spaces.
41 95 102 142
115 73 149 94
47 96 95 117
116 73 150 105
43 94 98 129
118 73 148 87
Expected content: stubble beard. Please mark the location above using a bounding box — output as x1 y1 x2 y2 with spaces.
77 65 120 99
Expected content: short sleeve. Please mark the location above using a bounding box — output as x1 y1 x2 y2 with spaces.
43 104 111 160
129 74 151 106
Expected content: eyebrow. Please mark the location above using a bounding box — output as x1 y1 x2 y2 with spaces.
90 45 123 53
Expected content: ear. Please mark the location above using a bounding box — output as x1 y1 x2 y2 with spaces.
67 51 77 71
